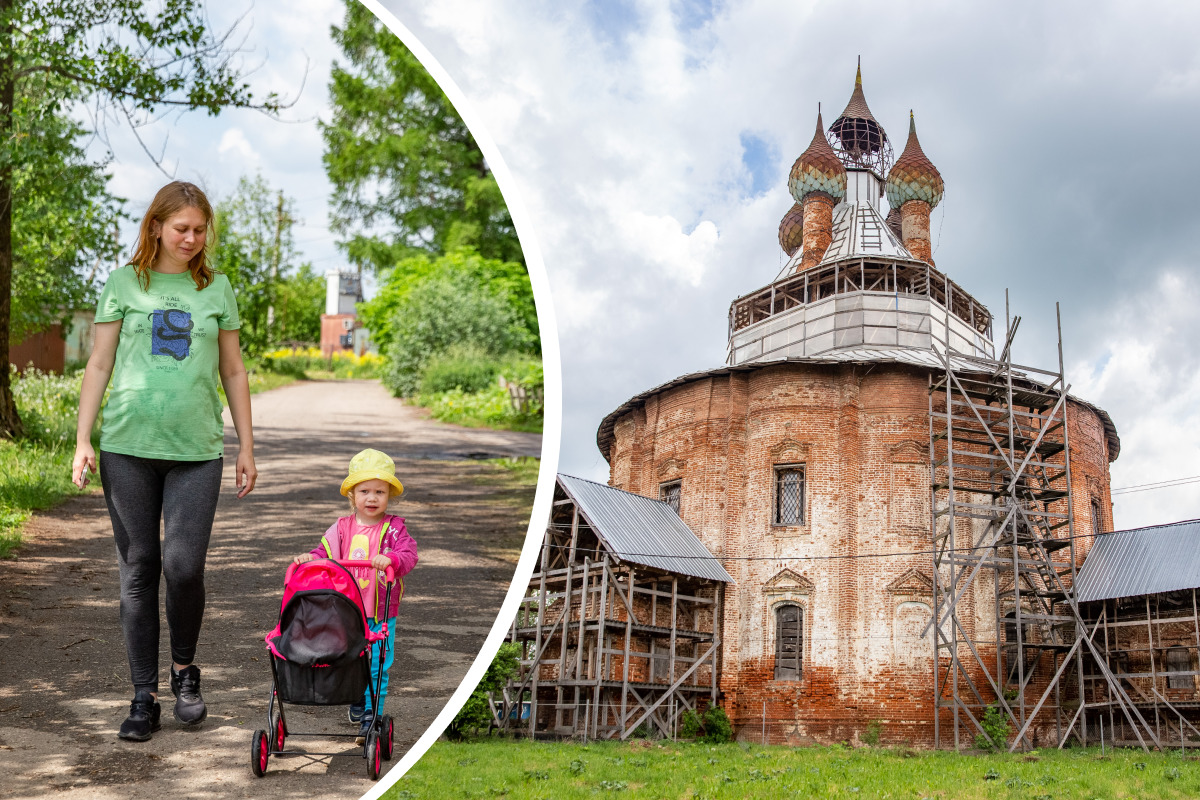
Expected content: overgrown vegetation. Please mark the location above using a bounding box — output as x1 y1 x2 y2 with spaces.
447 642 523 740
975 693 1015 750
353 250 542 432
0 368 86 557
256 347 385 381
389 738 1200 799
679 707 735 744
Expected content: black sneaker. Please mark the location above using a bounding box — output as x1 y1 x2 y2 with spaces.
356 710 375 744
118 690 162 741
170 665 208 725
348 701 366 724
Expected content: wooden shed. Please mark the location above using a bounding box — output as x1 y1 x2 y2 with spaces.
498 474 733 740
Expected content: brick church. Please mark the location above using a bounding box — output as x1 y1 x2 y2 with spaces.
505 67 1148 749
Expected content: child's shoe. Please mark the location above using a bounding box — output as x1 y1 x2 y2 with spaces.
170 664 208 725
356 710 375 744
118 690 162 741
348 701 366 724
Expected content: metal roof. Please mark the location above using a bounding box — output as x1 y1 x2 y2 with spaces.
1075 519 1200 603
557 474 733 584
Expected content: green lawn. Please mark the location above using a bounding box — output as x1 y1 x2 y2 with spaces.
388 737 1200 800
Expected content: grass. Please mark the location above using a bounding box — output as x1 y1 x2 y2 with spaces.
388 738 1200 799
417 384 543 433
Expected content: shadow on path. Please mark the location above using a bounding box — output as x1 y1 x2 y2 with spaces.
0 380 540 799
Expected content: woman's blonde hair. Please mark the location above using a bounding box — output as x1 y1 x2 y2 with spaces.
129 181 217 291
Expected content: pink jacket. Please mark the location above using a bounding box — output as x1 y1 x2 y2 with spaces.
309 514 417 620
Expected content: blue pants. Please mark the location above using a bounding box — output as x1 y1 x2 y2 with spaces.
365 618 396 714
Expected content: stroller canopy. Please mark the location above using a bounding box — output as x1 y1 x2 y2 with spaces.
266 560 373 667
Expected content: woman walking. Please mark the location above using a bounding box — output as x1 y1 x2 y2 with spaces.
72 181 257 741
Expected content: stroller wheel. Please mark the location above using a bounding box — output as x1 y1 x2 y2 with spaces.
274 715 287 752
251 729 269 777
381 715 394 760
365 730 382 780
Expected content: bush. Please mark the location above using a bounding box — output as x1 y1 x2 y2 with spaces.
381 272 534 398
420 346 499 394
678 705 733 743
10 366 83 446
680 709 703 739
700 707 734 743
975 703 1011 750
861 719 882 746
447 642 522 739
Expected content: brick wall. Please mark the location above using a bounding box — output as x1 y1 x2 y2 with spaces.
606 361 1115 746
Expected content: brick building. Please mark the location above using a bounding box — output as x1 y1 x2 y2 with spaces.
510 67 1149 749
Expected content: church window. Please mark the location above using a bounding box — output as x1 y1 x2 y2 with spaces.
1091 497 1104 534
775 604 803 680
1166 647 1193 690
773 465 805 525
660 480 681 514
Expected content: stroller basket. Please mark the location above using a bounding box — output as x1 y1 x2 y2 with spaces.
253 558 399 780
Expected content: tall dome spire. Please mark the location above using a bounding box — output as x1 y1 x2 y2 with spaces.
788 110 847 203
827 60 893 175
885 112 942 265
885 112 944 210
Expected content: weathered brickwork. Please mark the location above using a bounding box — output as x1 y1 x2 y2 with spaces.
606 361 1115 745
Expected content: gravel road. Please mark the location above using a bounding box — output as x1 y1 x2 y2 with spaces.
0 379 541 799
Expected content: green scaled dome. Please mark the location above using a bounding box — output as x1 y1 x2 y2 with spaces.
788 111 847 203
885 112 944 210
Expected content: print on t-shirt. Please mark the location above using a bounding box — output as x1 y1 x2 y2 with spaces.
150 308 194 361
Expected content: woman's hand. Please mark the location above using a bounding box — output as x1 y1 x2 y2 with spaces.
72 443 97 489
235 448 257 499
293 553 314 565
371 554 391 571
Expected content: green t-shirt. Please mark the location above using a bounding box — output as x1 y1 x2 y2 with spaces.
94 265 241 461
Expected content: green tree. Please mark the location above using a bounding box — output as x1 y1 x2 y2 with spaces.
358 248 538 359
0 0 285 438
322 0 522 274
10 77 123 343
213 174 306 356
272 265 324 347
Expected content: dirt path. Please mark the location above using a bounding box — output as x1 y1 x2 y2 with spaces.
0 380 540 799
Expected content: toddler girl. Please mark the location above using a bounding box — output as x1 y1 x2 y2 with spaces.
294 448 417 741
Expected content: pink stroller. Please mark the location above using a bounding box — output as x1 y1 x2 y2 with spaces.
252 559 398 779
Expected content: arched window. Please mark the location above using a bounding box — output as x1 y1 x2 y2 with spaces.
775 604 803 680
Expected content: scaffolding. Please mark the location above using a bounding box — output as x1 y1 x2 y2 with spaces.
496 479 727 740
926 300 1159 751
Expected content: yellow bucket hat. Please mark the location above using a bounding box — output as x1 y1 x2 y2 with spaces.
340 448 405 497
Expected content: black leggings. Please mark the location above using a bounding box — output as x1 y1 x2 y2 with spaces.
100 450 223 695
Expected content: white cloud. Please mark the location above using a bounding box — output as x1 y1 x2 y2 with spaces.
217 128 259 165
381 0 1200 528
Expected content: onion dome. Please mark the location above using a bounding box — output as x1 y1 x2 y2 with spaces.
788 111 847 203
885 112 944 210
885 206 903 239
778 202 804 256
827 62 893 174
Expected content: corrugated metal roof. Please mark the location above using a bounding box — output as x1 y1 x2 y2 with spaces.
557 474 733 584
1075 519 1200 603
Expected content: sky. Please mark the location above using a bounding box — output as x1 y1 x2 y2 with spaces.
84 1 1200 532
376 0 1200 531
88 0 346 278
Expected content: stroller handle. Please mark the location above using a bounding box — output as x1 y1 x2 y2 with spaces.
337 559 396 584
286 558 396 585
